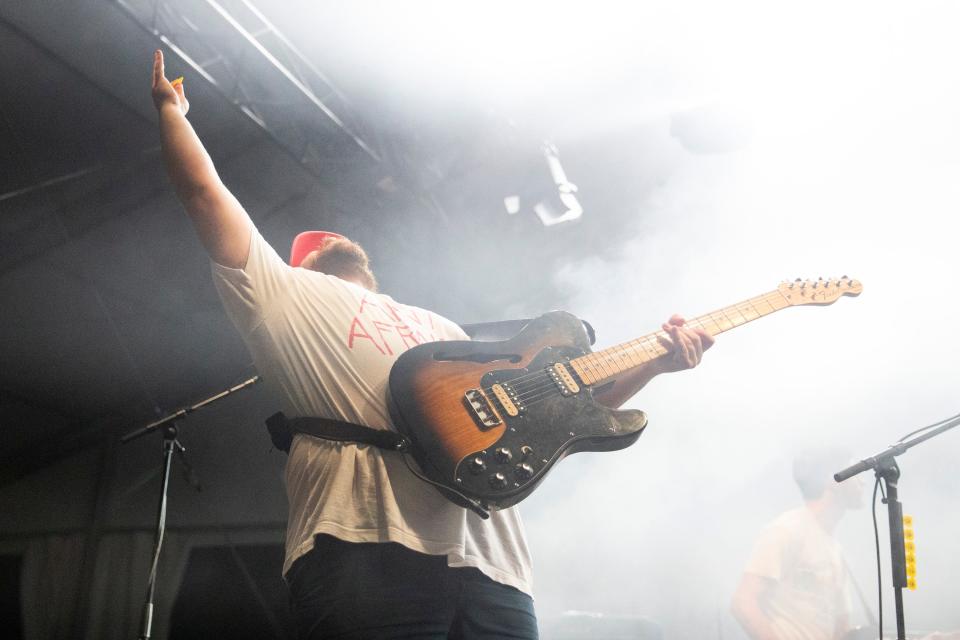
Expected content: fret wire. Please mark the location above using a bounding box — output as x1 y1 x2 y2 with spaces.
576 357 594 384
753 296 776 314
637 338 656 362
746 299 766 317
713 311 734 331
619 342 642 369
585 353 605 382
645 336 667 359
576 288 793 385
601 350 621 377
738 302 760 321
604 349 626 375
760 295 781 312
761 293 781 308
640 337 660 362
727 304 749 325
630 339 650 366
614 345 634 370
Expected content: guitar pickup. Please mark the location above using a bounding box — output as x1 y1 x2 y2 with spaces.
490 383 521 417
464 389 502 429
547 362 581 396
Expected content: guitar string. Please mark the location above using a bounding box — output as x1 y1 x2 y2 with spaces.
479 323 703 399
476 290 793 404
476 291 781 399
477 322 692 396
503 309 759 408
468 285 852 418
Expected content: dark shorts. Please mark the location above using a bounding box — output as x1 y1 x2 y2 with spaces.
286 534 538 640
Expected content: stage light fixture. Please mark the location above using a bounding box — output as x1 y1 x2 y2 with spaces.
533 143 582 227
502 143 583 226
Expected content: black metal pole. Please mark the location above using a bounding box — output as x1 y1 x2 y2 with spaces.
875 458 907 640
122 376 260 640
121 376 259 444
834 411 960 640
138 424 180 640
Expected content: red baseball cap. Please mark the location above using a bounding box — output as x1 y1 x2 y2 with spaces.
289 231 345 267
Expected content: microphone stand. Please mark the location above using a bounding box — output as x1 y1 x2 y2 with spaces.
834 412 960 640
120 376 260 640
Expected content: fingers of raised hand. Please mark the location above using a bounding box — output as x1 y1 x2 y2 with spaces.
152 50 165 87
151 51 188 113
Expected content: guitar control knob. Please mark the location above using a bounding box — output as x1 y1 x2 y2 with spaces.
494 447 513 464
520 445 534 460
514 463 534 481
468 456 486 475
489 472 508 489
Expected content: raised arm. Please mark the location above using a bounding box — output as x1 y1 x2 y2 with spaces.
151 50 251 268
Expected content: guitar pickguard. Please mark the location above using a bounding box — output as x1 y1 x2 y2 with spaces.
452 344 647 506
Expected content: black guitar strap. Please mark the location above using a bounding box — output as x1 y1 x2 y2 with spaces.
265 412 408 454
262 316 595 519
264 316 593 455
265 411 490 519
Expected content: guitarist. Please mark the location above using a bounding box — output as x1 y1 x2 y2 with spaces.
731 447 866 640
151 50 714 639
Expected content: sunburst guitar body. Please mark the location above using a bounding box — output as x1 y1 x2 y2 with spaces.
389 311 646 514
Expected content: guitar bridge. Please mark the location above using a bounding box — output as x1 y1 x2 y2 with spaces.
464 389 502 429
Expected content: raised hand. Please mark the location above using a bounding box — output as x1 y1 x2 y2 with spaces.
151 50 189 116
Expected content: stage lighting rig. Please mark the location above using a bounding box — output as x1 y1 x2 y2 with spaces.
504 142 583 227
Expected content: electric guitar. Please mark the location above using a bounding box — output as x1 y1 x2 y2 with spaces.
388 277 863 515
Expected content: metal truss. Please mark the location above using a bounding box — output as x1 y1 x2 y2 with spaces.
111 0 383 176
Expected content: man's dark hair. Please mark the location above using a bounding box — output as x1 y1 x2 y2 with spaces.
301 238 378 292
792 446 852 500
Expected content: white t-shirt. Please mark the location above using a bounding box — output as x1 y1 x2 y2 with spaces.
211 229 533 594
744 507 852 640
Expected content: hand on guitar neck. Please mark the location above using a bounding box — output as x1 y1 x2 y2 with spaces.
592 314 715 409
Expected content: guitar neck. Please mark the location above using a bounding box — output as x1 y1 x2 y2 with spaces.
568 289 792 386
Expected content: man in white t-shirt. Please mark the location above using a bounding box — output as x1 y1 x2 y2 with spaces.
152 51 715 639
731 448 865 640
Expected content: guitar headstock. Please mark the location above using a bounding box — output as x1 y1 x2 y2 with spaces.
778 276 863 306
